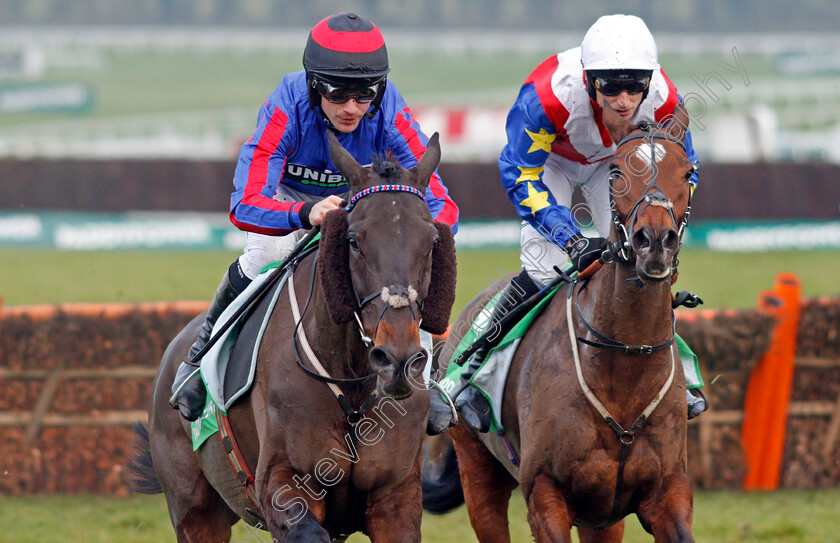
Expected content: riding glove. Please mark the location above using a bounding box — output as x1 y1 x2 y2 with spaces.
566 233 608 272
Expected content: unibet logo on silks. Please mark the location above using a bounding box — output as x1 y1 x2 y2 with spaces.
284 164 346 187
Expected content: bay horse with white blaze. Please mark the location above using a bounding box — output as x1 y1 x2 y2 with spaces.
129 131 456 542
437 103 696 542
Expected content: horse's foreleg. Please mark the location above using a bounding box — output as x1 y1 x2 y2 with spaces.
522 471 574 543
150 412 238 543
365 451 423 543
257 463 330 543
578 521 625 543
450 425 518 543
637 469 695 543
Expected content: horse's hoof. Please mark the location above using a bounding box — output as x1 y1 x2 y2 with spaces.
286 516 330 543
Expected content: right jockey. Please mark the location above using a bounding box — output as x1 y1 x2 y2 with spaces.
429 14 704 433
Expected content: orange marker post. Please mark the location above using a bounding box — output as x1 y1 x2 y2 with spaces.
741 273 801 490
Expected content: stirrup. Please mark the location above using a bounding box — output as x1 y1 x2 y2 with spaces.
428 380 459 426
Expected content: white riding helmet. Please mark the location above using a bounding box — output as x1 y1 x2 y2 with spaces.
580 14 658 71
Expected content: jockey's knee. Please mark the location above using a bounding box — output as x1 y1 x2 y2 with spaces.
240 232 299 279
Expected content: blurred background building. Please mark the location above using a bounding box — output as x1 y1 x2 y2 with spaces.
2 1 840 251
1 0 839 163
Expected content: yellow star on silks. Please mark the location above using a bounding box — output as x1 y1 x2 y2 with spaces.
524 127 555 153
515 165 543 185
519 182 551 215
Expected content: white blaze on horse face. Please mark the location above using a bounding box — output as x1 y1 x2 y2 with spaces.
634 142 666 167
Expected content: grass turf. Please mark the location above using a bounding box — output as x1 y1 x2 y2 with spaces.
2 247 839 310
2 490 839 542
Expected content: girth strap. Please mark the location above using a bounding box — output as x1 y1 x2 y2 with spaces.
216 409 262 514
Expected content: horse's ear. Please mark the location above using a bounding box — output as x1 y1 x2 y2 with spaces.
663 101 690 143
317 208 356 325
411 132 441 192
327 131 368 191
420 221 457 335
602 102 636 145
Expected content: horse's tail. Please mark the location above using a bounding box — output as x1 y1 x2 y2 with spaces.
421 435 464 514
126 422 163 494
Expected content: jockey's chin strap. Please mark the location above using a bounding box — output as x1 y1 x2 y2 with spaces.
565 279 676 524
608 128 693 269
344 183 426 347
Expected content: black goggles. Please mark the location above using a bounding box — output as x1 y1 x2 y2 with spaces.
314 79 380 104
590 72 652 97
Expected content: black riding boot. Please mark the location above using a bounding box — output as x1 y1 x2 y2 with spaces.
428 271 539 434
171 262 248 421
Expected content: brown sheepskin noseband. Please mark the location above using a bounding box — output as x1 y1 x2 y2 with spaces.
421 222 457 334
318 209 355 325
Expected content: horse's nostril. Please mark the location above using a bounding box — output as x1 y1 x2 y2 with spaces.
369 347 396 370
407 350 428 376
632 228 654 252
660 229 680 252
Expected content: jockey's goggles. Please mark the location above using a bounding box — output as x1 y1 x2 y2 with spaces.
589 70 652 97
314 79 380 104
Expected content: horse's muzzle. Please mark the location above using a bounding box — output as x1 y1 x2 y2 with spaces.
369 346 427 399
631 226 679 282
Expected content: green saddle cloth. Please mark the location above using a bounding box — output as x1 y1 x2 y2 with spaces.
440 286 703 433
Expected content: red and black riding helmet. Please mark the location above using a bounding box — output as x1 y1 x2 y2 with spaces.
303 12 390 119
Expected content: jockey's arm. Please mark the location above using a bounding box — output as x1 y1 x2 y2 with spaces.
498 96 579 250
229 102 310 236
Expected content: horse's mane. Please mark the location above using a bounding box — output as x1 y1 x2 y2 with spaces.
371 153 402 180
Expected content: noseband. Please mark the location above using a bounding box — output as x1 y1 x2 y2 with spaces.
608 127 692 264
345 183 427 346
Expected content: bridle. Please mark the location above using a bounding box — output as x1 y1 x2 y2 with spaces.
288 182 429 432
565 125 694 524
344 183 427 347
607 126 693 264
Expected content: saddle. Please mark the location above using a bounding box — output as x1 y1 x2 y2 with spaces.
439 279 704 436
191 240 320 451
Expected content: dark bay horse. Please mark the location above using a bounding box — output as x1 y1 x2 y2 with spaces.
436 104 696 542
129 132 456 542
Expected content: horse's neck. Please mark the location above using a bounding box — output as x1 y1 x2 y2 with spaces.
583 262 674 349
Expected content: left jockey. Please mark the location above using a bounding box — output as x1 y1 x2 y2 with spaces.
429 14 704 433
170 12 459 422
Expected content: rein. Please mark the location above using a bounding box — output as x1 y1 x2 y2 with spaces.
288 258 379 430
573 281 676 354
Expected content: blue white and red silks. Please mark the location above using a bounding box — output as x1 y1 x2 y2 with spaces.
499 47 699 247
230 70 459 236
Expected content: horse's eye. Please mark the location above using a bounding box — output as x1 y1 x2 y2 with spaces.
348 235 360 252
683 169 693 182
